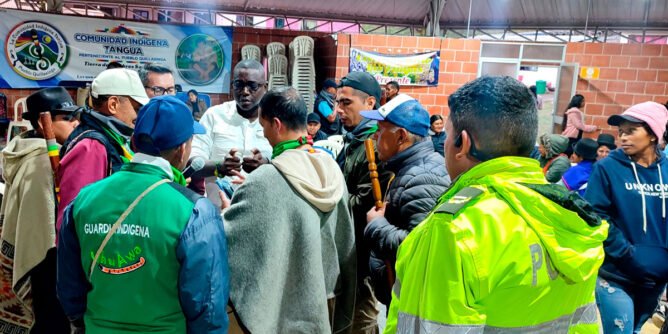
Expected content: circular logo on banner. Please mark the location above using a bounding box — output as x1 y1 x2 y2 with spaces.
175 34 224 86
5 21 68 80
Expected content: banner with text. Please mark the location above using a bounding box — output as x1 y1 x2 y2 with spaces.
0 9 232 93
349 48 440 86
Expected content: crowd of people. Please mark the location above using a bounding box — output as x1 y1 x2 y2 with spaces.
0 58 667 334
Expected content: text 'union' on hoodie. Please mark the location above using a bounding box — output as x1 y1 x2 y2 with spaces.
585 148 668 286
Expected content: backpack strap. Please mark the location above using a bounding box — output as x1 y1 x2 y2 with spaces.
88 178 170 280
63 129 115 176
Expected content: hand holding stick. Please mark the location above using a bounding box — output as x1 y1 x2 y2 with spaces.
364 138 384 209
365 138 396 287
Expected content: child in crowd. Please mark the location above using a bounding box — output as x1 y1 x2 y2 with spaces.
559 138 598 196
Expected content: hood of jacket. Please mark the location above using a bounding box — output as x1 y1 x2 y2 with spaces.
2 135 47 184
345 118 377 142
271 148 345 212
86 108 134 140
565 107 583 117
453 157 607 283
540 134 569 158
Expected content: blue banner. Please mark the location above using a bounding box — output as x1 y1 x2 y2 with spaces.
1 9 233 93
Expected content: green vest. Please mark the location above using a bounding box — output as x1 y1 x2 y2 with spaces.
73 163 194 333
385 157 608 333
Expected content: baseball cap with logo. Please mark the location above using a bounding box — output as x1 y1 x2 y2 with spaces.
24 87 82 121
91 68 150 106
132 95 206 156
360 94 430 137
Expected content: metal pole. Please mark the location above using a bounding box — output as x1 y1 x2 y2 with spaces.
583 0 591 42
466 0 473 38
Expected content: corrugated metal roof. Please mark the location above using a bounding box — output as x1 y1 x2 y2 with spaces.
441 0 668 28
78 0 668 28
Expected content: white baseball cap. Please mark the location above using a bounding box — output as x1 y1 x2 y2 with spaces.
91 68 150 106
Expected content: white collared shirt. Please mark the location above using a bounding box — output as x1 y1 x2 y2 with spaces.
191 101 272 162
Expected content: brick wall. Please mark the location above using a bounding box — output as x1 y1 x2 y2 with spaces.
334 34 481 116
565 43 668 137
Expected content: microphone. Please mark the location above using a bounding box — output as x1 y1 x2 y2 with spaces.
183 157 205 178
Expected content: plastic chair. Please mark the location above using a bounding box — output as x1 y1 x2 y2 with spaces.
175 92 189 104
176 92 211 109
292 36 314 57
268 76 289 90
266 42 286 56
241 45 262 62
268 55 288 76
328 135 344 147
199 93 211 108
7 97 32 143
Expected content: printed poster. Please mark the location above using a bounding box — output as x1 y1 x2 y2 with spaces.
350 48 440 86
1 8 233 93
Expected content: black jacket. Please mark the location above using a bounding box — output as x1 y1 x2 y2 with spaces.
364 140 450 304
430 131 446 156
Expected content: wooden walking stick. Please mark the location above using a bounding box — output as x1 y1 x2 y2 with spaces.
364 138 396 288
364 138 383 209
39 112 61 198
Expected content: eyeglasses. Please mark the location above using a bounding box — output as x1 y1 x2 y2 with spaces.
145 86 176 96
233 80 266 92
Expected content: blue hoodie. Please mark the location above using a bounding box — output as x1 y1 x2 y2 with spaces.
561 159 595 197
585 148 668 287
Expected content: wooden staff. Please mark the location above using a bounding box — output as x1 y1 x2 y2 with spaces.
39 112 60 196
364 138 383 209
364 138 396 288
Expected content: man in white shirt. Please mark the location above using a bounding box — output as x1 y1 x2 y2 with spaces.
189 60 271 195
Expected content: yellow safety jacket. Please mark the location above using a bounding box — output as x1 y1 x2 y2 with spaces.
385 157 608 333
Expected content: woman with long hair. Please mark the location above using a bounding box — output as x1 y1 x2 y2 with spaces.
585 102 668 333
561 94 598 156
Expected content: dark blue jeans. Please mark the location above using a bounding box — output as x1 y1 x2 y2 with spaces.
596 277 665 333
